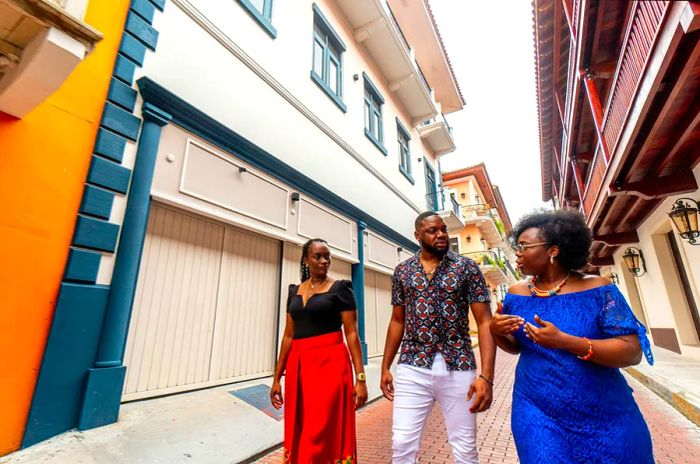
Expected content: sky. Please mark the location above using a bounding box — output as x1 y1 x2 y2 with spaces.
430 0 551 225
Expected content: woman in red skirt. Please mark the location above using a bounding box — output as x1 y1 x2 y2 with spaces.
270 238 368 463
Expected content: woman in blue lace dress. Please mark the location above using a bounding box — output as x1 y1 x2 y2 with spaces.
490 210 654 464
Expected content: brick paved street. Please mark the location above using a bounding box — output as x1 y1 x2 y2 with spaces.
256 351 700 463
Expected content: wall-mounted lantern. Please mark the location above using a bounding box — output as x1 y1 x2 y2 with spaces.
622 247 646 277
608 272 620 285
668 197 699 245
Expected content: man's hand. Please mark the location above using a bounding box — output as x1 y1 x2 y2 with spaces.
380 369 395 401
524 315 566 349
467 376 493 413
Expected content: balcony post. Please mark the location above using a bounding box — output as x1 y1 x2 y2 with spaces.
570 159 585 202
581 70 612 163
561 0 577 40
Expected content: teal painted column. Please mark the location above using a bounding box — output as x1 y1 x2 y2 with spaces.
351 221 368 365
79 102 171 430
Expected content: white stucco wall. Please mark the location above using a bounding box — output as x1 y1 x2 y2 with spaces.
137 0 445 240
610 164 700 359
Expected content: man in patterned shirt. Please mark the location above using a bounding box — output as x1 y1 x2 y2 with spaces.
381 212 496 463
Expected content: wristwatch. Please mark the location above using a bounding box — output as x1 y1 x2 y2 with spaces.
357 372 366 382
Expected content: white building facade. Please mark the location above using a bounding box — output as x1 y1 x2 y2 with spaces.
104 0 464 401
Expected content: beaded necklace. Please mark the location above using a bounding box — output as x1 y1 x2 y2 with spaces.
528 272 570 297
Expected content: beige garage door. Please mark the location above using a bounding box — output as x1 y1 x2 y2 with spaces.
364 269 393 358
123 204 281 401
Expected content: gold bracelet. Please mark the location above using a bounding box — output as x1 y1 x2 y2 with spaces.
577 337 594 361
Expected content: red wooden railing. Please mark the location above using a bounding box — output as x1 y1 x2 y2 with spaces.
581 0 670 218
600 1 669 156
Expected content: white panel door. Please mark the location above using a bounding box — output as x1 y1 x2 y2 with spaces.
123 204 281 400
209 227 281 382
364 269 393 358
364 271 379 357
331 258 352 281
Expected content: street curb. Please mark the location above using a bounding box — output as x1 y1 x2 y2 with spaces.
624 366 700 427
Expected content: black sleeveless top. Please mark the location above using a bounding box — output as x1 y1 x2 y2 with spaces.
286 279 357 339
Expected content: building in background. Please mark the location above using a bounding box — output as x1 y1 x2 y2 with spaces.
533 0 700 360
5 0 466 452
441 164 518 306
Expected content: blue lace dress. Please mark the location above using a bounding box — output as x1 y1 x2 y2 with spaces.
502 284 655 464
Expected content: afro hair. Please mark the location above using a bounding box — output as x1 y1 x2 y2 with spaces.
510 209 592 271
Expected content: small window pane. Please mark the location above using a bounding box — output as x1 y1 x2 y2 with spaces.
329 59 339 94
313 39 324 77
249 0 265 14
364 102 371 131
401 147 410 172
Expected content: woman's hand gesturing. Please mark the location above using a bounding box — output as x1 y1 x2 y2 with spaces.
489 301 524 337
524 315 566 349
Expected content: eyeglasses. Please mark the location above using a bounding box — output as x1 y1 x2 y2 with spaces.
513 242 547 253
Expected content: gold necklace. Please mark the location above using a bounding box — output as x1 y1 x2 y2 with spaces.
420 253 439 279
309 277 327 290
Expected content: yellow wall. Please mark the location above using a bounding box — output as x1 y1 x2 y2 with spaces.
0 1 130 455
448 177 480 206
456 224 486 255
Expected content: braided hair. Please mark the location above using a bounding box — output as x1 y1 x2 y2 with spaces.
300 238 328 282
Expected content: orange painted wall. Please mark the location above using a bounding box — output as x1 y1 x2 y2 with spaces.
0 0 130 455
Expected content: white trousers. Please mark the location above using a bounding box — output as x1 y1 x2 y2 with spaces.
392 354 478 464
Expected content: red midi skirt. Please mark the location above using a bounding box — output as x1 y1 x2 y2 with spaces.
283 331 357 464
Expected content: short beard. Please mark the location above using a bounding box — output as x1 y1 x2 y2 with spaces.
420 240 448 258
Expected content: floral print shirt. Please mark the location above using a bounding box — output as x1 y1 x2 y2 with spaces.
391 251 491 371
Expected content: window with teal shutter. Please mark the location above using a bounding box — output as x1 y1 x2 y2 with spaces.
237 0 276 38
363 73 386 155
310 4 346 112
425 163 438 211
397 119 413 183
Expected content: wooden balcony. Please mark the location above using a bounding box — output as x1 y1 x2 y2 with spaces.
581 1 671 219
425 190 464 232
416 112 455 156
461 251 515 286
461 204 503 248
332 0 438 122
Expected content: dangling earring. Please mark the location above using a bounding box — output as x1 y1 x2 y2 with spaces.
550 256 554 264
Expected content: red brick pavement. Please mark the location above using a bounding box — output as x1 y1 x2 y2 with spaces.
255 351 700 463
